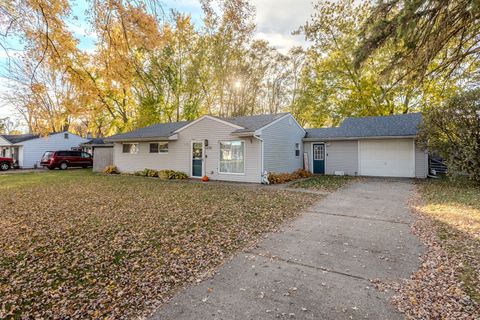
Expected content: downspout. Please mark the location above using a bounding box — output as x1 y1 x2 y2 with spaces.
253 134 264 182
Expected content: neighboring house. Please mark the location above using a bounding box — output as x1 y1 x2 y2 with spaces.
105 112 428 182
0 132 88 168
106 113 306 183
304 113 427 178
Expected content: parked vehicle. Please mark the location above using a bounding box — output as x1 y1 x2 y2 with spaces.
41 150 93 170
0 157 13 171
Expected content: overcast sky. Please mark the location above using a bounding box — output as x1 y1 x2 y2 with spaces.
0 0 314 120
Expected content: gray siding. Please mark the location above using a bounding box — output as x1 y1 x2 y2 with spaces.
16 132 87 168
114 117 262 183
415 141 428 178
262 115 305 173
93 147 114 172
303 140 359 175
325 140 359 175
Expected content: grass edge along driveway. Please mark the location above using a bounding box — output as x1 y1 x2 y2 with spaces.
0 170 318 319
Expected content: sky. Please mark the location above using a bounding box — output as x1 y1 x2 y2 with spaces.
0 0 314 122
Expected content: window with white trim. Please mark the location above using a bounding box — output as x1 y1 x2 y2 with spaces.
295 143 300 157
149 142 168 153
122 143 139 154
219 141 245 174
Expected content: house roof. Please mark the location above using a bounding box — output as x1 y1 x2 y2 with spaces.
107 121 192 141
80 138 113 147
106 113 291 141
305 113 422 140
223 113 289 133
0 134 40 144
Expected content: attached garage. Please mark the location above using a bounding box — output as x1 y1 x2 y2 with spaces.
359 139 415 178
304 113 428 179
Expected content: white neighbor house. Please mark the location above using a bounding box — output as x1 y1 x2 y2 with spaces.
0 132 88 168
106 112 428 183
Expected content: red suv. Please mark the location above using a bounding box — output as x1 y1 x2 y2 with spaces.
0 157 14 171
41 151 93 170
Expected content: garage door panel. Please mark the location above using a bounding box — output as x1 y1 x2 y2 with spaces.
359 139 415 178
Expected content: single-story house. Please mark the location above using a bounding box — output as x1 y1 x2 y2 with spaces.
304 113 427 178
105 112 427 182
0 132 88 168
106 113 305 183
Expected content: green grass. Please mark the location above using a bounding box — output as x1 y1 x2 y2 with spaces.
291 175 358 191
416 176 480 304
0 170 317 319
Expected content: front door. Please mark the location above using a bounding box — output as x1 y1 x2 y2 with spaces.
313 144 325 174
192 141 203 177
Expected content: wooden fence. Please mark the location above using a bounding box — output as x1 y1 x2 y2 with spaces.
93 147 114 172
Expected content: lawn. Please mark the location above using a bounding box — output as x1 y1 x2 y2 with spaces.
393 176 480 318
0 170 317 319
290 175 358 191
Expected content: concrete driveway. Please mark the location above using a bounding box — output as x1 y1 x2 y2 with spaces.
151 179 425 320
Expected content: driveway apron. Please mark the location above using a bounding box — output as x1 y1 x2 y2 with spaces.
151 179 425 320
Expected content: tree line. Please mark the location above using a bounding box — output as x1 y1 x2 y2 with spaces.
0 0 478 138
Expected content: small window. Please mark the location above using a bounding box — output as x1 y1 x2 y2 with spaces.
123 143 139 154
81 152 91 158
149 143 159 153
149 142 168 153
295 143 300 157
64 133 69 139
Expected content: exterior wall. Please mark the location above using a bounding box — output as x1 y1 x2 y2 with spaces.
16 132 87 168
414 141 428 178
304 140 359 175
262 115 305 173
113 117 262 183
93 147 114 172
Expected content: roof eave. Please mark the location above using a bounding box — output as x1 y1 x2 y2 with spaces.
105 134 177 143
303 135 418 141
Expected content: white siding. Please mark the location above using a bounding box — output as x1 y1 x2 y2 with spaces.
113 117 262 183
16 132 87 168
359 139 415 178
261 115 305 173
415 141 428 178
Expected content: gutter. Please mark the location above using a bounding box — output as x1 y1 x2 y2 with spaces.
303 135 418 142
253 134 264 181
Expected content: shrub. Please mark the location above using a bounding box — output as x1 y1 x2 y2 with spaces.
158 169 188 180
103 165 119 174
419 89 480 183
268 169 312 184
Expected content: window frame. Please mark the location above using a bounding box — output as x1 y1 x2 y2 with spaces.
218 140 246 175
149 142 169 154
122 143 139 154
295 143 300 157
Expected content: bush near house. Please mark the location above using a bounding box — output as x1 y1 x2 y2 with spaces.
268 169 312 184
103 165 119 174
135 169 188 180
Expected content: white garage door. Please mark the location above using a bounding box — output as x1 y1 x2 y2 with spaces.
359 139 415 178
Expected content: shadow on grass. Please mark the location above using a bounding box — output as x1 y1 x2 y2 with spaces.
416 176 480 304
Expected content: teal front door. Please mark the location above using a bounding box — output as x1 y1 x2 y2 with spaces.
192 142 203 177
313 144 325 174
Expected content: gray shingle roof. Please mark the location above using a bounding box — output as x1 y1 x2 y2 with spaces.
106 121 192 141
222 113 289 133
106 113 290 141
305 113 422 140
1 134 40 144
